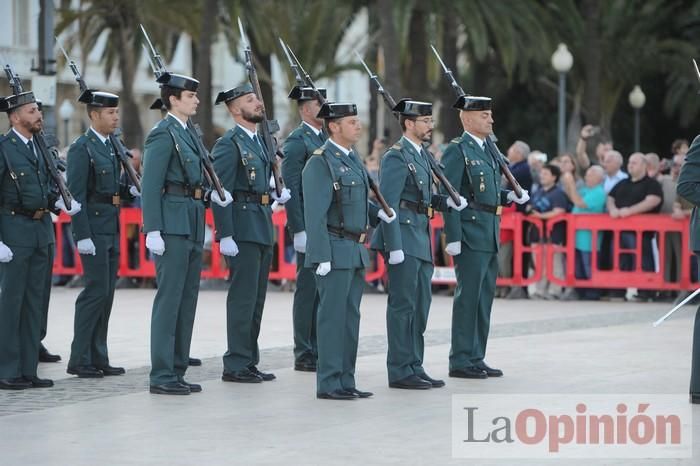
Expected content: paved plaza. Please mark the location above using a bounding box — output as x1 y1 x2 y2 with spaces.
1 286 699 465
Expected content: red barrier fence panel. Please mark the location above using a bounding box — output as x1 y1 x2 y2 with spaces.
544 213 695 291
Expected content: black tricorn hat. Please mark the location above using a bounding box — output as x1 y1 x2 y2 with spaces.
392 98 432 116
316 102 357 120
288 86 326 101
0 91 37 112
156 72 199 91
78 89 119 107
453 95 492 111
35 99 43 112
215 83 254 105
150 98 165 110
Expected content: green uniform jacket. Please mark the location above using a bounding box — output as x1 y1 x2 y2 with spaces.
211 126 273 246
302 141 380 269
0 131 56 247
281 123 325 234
677 134 700 252
67 130 132 241
370 137 449 262
141 115 205 243
441 133 510 253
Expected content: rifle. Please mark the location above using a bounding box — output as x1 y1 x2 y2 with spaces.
278 39 393 216
237 19 284 197
2 61 73 210
430 45 523 198
139 25 225 200
57 38 141 193
354 52 461 206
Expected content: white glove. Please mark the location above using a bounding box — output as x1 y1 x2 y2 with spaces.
388 250 405 265
269 175 276 190
293 231 307 253
271 187 291 205
315 261 331 276
447 195 468 211
76 238 96 256
445 241 462 256
377 208 397 224
211 189 233 208
146 231 165 256
219 236 239 257
55 198 81 216
0 241 13 263
507 189 530 205
129 185 141 197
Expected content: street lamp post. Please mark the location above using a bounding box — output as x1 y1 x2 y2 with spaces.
551 43 573 156
628 85 646 153
58 99 74 147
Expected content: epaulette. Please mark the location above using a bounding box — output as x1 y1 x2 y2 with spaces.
312 148 324 156
391 143 401 150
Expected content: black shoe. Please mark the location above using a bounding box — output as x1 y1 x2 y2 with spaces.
344 387 373 398
150 382 191 395
294 360 317 372
188 357 202 367
474 362 503 377
0 377 32 390
248 366 276 381
222 369 263 383
23 376 53 388
316 389 357 400
389 375 432 390
178 380 202 393
691 393 700 404
449 367 488 379
67 366 104 378
97 365 125 376
39 347 61 363
418 373 446 388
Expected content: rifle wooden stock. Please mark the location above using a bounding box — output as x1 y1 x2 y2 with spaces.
187 121 225 200
35 134 73 210
486 137 523 198
109 133 141 193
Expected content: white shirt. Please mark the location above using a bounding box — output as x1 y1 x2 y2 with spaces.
167 112 187 130
12 127 32 146
604 170 629 193
90 127 108 144
464 130 485 150
328 138 351 156
303 121 321 136
402 136 423 156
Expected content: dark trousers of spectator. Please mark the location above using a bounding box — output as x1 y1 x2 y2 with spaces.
620 232 657 298
574 249 600 300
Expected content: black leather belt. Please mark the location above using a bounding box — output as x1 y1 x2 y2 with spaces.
399 199 434 218
233 190 270 205
164 183 204 200
0 206 48 220
88 193 120 206
470 201 502 215
327 225 367 243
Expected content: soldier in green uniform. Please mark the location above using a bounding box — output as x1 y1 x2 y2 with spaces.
441 95 529 379
149 97 202 369
676 134 700 404
0 91 81 389
211 84 291 384
142 72 232 395
303 101 397 400
66 89 138 378
371 99 467 389
281 86 328 372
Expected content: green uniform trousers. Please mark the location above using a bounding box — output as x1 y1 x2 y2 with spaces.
292 251 318 363
450 246 498 371
691 254 700 394
0 244 50 378
316 267 364 393
68 234 119 369
40 242 54 344
386 255 434 382
223 241 272 373
150 234 202 385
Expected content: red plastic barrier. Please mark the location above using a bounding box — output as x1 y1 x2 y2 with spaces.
53 208 386 283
